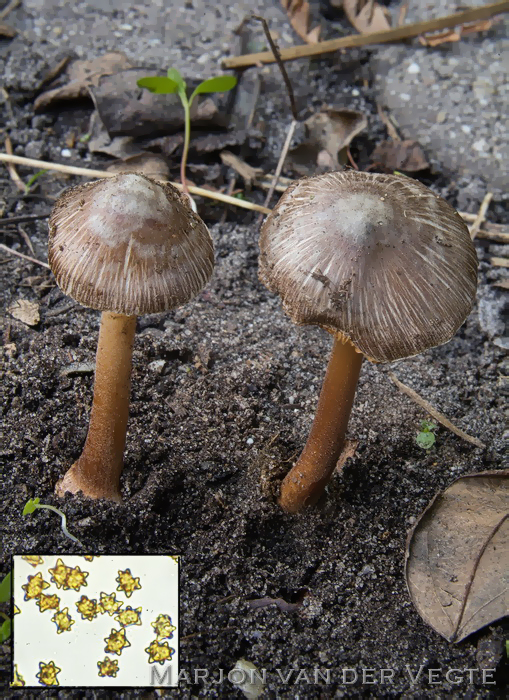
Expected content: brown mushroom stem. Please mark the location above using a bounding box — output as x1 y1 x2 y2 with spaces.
279 335 363 513
56 312 137 502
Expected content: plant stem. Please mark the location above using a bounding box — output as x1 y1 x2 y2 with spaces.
180 96 191 196
279 335 363 513
56 312 136 502
35 505 83 546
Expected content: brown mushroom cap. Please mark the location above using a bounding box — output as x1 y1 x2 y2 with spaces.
49 173 214 315
259 171 478 363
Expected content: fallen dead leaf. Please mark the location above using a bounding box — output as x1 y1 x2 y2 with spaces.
105 153 170 180
419 19 494 46
406 470 509 643
343 0 391 34
371 139 429 172
8 299 40 326
0 22 16 38
288 108 367 174
281 0 321 43
34 52 133 112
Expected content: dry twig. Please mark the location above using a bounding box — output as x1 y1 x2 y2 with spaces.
0 0 20 21
0 153 271 215
223 2 509 68
388 372 485 449
251 15 300 216
4 137 25 192
0 243 50 269
469 192 494 240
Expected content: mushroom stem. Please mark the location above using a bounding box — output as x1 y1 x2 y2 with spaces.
56 312 137 502
279 335 363 513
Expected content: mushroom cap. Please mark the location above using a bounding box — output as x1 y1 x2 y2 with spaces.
259 171 478 363
48 173 214 315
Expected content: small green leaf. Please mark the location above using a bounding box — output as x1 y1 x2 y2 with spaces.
166 68 186 91
192 75 237 97
25 169 47 194
0 618 12 642
420 420 437 433
0 572 11 603
137 76 179 94
23 498 40 516
416 431 436 450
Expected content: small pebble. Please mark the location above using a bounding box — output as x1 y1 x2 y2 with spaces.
60 148 72 158
407 62 420 74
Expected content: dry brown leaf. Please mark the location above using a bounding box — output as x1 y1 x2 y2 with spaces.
371 139 429 172
34 52 133 112
406 470 509 643
420 19 494 46
0 23 16 37
343 0 391 34
105 153 170 181
287 108 367 176
8 299 40 326
281 0 321 43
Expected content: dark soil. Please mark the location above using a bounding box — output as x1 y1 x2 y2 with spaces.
1 9 508 699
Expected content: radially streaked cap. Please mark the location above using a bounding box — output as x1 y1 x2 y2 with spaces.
259 171 478 362
48 173 214 315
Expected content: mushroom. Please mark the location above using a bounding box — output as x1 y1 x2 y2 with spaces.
48 173 214 501
259 171 478 513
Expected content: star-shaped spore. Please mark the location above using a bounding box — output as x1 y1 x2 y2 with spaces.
65 564 88 591
97 656 119 678
48 559 71 589
115 605 142 628
145 639 174 665
116 568 141 598
36 660 61 686
98 592 123 616
104 627 131 656
21 555 44 568
76 595 98 621
21 572 50 600
37 593 60 613
52 607 75 634
151 613 176 641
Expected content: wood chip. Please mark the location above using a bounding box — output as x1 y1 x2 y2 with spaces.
490 257 509 268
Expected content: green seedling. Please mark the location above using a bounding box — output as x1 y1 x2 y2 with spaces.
0 571 12 642
23 498 83 546
137 68 237 196
416 419 437 450
25 169 47 194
